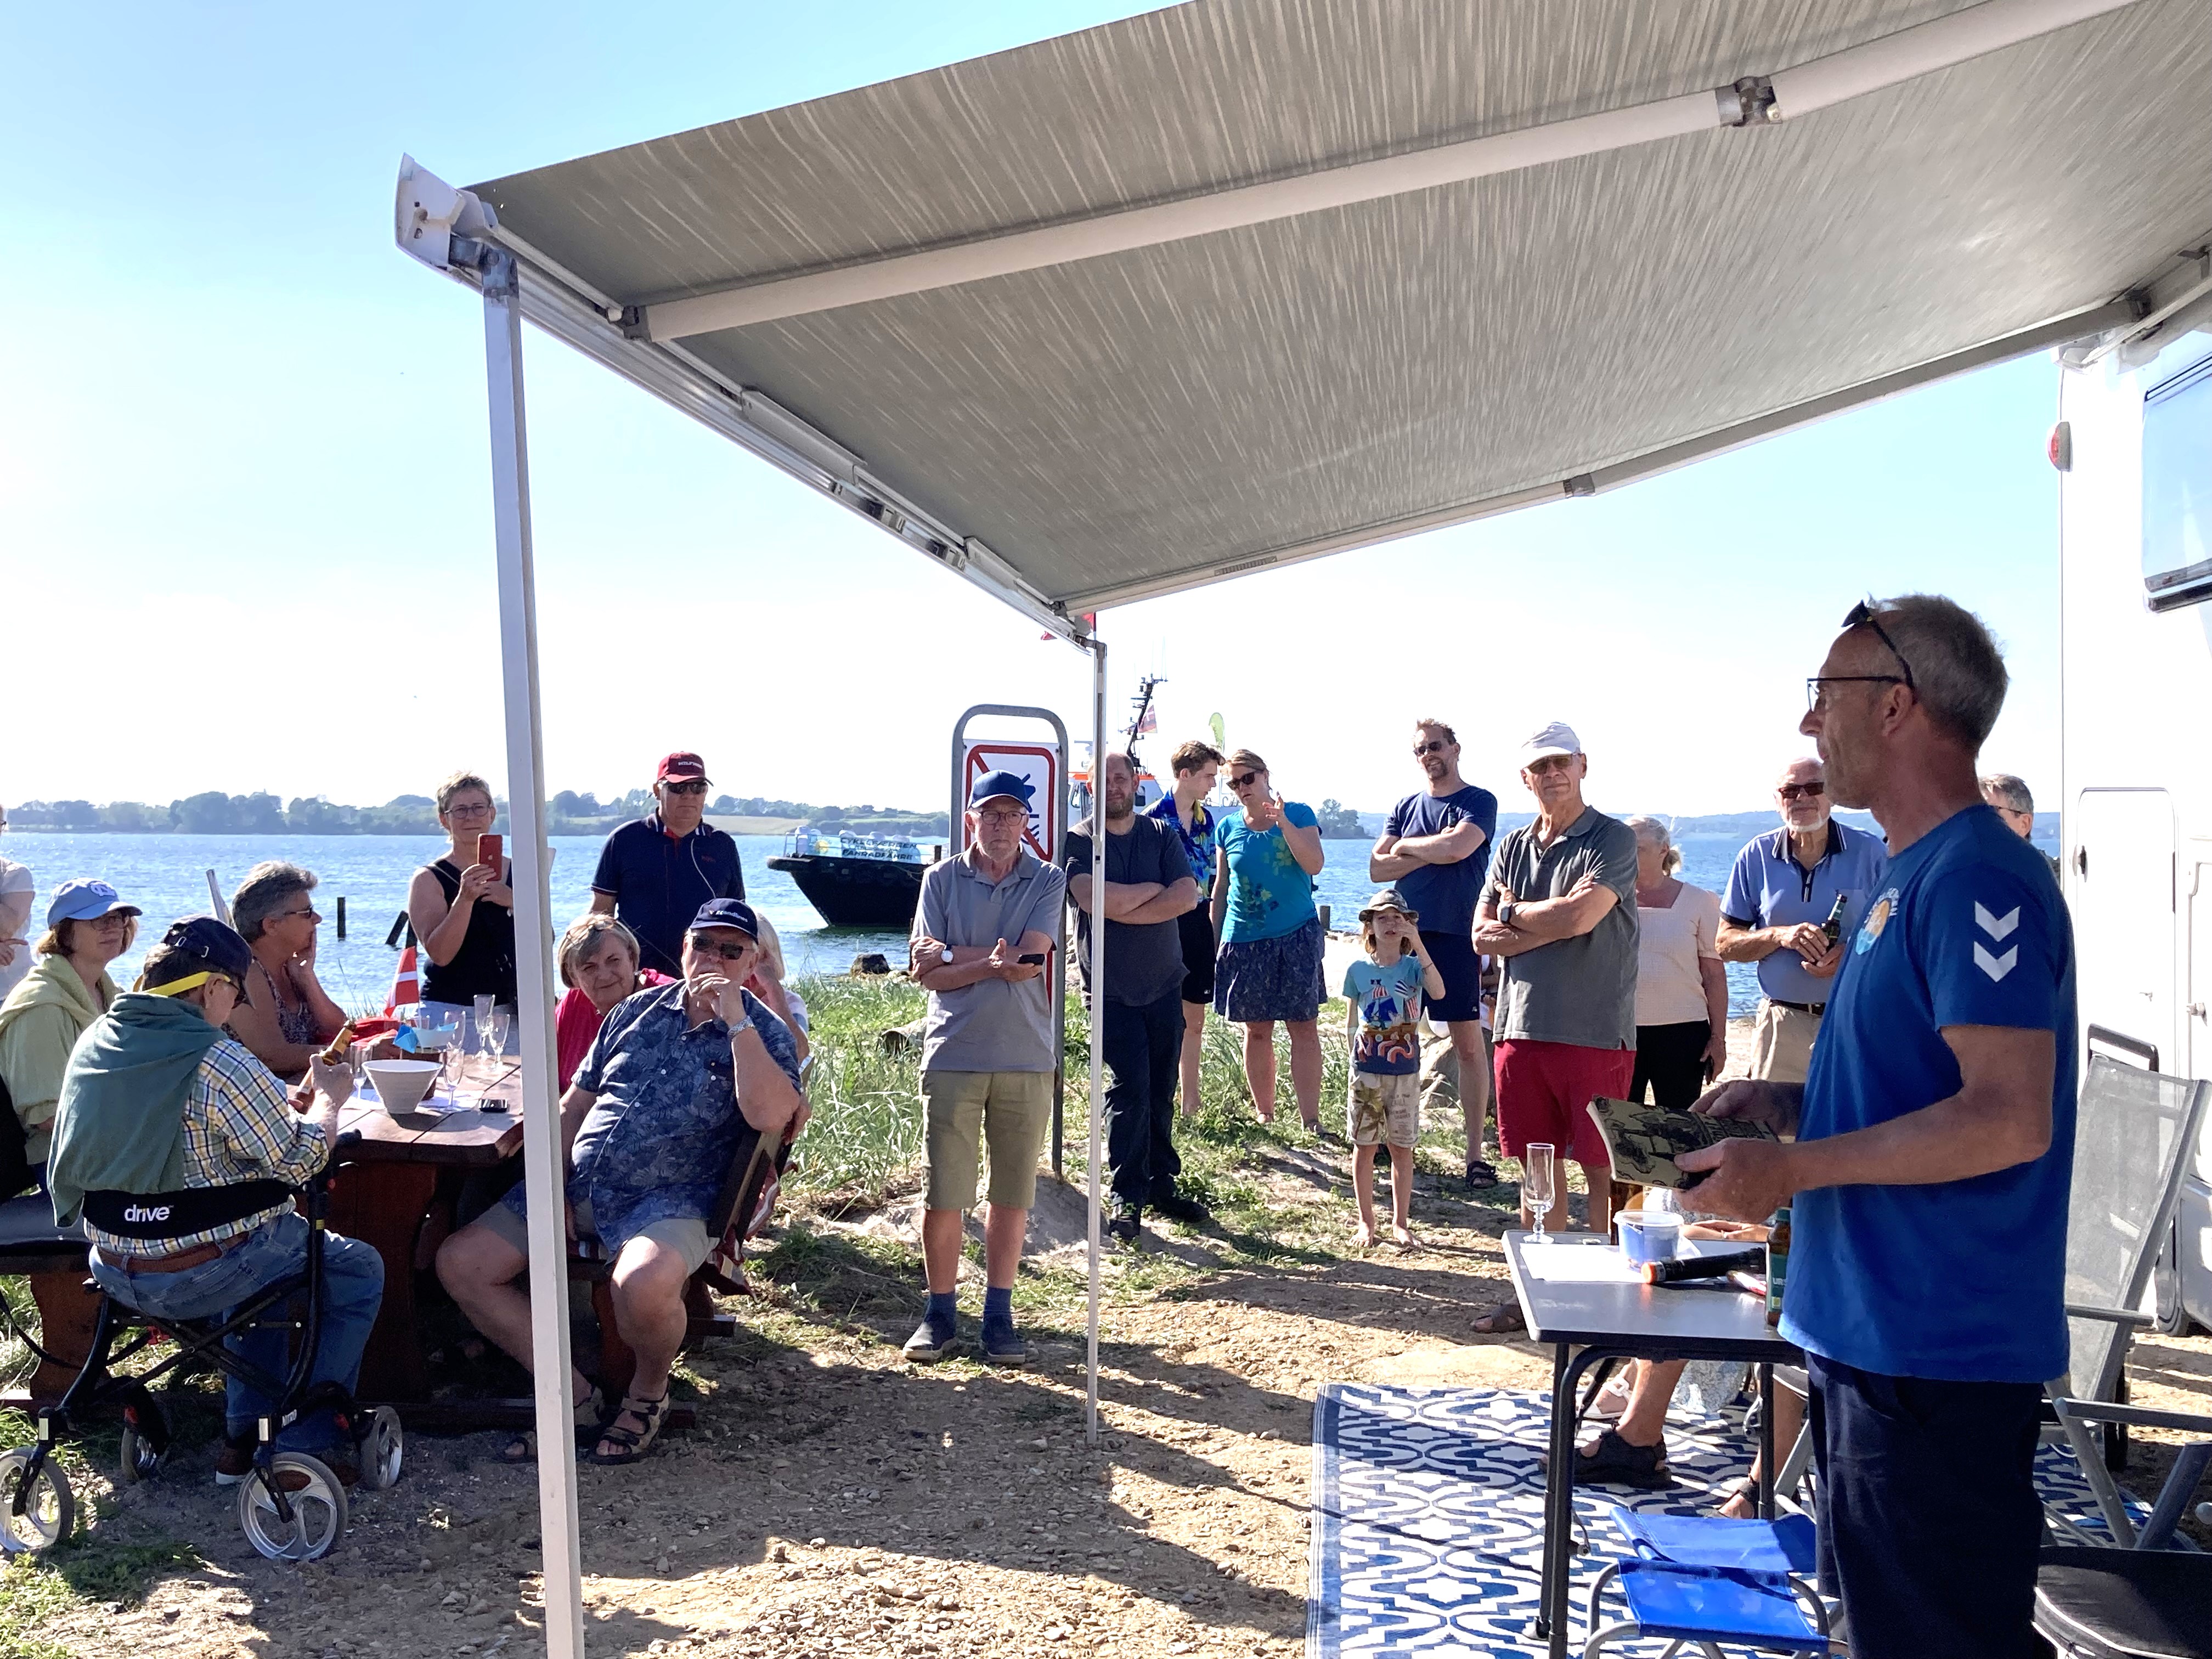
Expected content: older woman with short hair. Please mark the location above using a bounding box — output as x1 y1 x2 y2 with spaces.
1211 748 1328 1131
1625 816 1727 1110
228 860 348 1077
0 879 139 1176
555 915 673 1091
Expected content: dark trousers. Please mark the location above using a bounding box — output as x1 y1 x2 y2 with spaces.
1101 990 1186 1208
1809 1353 2046 1659
1631 1020 1710 1111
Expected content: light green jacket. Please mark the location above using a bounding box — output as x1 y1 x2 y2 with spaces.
0 955 117 1165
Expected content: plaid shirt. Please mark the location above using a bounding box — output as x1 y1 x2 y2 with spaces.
82 1037 329 1259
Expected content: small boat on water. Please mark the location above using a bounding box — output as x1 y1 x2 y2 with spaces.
766 830 940 928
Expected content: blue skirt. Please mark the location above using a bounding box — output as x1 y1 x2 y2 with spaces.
1214 916 1325 1024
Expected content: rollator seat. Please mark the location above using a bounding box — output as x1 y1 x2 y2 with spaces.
2035 1548 2212 1659
0 1193 83 1265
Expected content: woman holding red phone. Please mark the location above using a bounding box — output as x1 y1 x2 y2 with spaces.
408 770 519 1047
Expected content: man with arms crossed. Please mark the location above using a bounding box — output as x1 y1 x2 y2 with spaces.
1683 596 2074 1659
1468 723 1638 1334
905 771 1066 1365
1066 753 1206 1244
1370 718 1499 1186
1719 758 1887 1083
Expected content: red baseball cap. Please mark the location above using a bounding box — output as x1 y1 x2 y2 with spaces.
656 752 710 785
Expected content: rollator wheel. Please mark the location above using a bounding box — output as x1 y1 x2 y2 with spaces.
356 1407 404 1492
0 1449 74 1554
238 1453 348 1561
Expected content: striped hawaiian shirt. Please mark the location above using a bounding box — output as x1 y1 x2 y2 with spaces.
81 1037 329 1259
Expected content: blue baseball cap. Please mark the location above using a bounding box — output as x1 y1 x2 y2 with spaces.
47 879 140 928
153 916 254 984
689 899 760 939
968 770 1035 810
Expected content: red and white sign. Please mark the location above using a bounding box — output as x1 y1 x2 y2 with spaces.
958 741 1059 861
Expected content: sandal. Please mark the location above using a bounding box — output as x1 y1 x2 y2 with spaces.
1470 1298 1527 1335
590 1388 671 1466
1539 1428 1675 1490
499 1384 603 1465
1713 1476 1761 1517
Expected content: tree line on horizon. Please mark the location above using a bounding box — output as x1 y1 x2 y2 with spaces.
5 791 954 838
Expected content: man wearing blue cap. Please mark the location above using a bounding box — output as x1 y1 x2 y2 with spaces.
439 898 809 1466
49 917 382 1485
905 770 1067 1364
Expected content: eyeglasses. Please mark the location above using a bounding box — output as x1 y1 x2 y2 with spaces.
1412 740 1449 757
973 808 1028 827
1525 755 1576 776
663 781 710 797
1809 601 1916 712
274 905 320 923
214 974 249 1001
688 938 754 961
1230 771 1263 789
445 800 494 818
1776 783 1826 801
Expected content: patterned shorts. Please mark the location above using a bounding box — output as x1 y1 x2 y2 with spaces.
1348 1071 1420 1147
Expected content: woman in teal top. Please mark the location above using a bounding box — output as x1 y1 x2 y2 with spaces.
1210 749 1327 1131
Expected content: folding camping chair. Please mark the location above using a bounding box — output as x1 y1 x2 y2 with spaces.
1583 1507 1836 1657
2046 1056 2211 1547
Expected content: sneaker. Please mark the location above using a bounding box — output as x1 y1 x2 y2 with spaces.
1106 1205 1142 1246
215 1439 256 1487
902 1317 957 1364
1148 1192 1212 1227
1465 1156 1500 1190
980 1321 1029 1367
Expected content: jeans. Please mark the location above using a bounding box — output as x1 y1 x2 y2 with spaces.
1101 990 1186 1208
1809 1352 2046 1658
89 1212 385 1452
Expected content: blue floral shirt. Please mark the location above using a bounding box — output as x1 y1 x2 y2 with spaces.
1147 794 1220 888
565 980 802 1252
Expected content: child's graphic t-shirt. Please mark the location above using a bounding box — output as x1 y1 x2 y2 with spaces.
1341 956 1425 1076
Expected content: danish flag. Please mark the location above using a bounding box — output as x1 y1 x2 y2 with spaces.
385 945 421 1013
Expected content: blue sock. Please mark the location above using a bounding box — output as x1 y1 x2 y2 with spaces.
924 1290 957 1339
982 1285 1014 1329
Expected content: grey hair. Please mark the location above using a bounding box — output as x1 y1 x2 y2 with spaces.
1624 814 1682 874
1979 772 2034 815
230 861 316 941
1861 594 2009 751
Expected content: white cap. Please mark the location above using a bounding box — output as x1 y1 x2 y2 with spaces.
1518 721 1581 765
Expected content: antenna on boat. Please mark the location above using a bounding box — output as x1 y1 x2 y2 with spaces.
1124 673 1164 765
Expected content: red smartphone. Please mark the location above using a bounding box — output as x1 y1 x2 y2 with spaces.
476 832 502 873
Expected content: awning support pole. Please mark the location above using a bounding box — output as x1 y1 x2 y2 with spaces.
482 248 586 1659
1085 635 1106 1447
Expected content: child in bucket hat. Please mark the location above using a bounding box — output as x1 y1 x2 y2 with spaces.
1340 889 1444 1248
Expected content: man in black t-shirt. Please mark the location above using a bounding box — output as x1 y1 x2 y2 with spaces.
1064 753 1205 1243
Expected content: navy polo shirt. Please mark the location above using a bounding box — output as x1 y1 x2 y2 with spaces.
590 815 746 977
1721 821 1888 1006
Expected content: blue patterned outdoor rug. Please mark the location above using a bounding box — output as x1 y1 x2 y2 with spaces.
1307 1383 2135 1659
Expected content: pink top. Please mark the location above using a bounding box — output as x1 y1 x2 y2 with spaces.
555 970 674 1091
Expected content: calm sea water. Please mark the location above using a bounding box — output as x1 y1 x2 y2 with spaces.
4 822 2048 1018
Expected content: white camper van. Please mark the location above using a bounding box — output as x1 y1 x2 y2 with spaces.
2057 257 2212 1335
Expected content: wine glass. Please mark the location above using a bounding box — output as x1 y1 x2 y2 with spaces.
483 1006 512 1064
1523 1142 1557 1244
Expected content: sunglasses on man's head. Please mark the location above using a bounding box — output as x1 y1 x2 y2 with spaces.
1808 600 1918 712
1777 782 1826 800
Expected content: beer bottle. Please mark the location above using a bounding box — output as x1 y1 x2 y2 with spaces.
1765 1206 1791 1327
1820 893 1850 946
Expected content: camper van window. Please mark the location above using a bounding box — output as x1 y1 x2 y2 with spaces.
2141 350 2212 613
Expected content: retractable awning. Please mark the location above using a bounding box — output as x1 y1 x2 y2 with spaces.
403 0 2210 638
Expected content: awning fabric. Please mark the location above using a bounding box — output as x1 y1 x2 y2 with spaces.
461 0 2212 624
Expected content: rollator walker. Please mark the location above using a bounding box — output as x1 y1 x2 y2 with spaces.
0 1138 402 1562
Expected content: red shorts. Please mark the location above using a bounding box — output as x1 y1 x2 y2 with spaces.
1492 1039 1634 1168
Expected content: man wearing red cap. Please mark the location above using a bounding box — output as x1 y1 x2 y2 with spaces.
590 753 746 977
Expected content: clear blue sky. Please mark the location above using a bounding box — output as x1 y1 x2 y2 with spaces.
4 2 2064 819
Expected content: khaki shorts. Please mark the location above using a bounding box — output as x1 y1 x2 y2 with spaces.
921 1069 1053 1211
1751 1001 1822 1085
477 1191 714 1277
1349 1071 1420 1148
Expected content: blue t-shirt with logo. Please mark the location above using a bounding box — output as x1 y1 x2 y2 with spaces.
1217 800 1320 943
1782 805 2075 1384
1383 785 1500 937
1342 955 1426 1075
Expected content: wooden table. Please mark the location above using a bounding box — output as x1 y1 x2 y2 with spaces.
332 1064 524 1408
1505 1231 1801 1659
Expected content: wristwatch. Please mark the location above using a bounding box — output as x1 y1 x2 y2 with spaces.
727 1014 754 1037
1498 901 1519 927
940 946 955 964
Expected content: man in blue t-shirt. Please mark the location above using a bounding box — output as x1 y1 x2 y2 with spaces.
590 752 747 977
1369 718 1499 1186
1682 596 2075 1659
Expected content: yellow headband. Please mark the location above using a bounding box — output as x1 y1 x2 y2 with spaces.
145 971 216 997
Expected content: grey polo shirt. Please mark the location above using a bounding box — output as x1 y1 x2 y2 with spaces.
914 847 1068 1073
1484 805 1640 1051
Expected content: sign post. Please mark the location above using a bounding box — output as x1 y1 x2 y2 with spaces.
950 707 1071 1171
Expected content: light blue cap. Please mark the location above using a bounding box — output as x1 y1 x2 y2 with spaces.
47 879 139 927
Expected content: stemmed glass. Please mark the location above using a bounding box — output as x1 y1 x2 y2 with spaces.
482 1007 512 1066
1523 1142 1558 1244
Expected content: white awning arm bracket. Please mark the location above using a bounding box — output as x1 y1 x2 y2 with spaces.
640 0 2145 340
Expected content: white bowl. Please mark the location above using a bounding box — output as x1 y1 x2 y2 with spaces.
364 1059 442 1115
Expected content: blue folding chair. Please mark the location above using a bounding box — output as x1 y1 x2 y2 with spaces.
1584 1509 1836 1657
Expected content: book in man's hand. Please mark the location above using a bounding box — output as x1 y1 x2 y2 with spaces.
1582 1096 1779 1190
